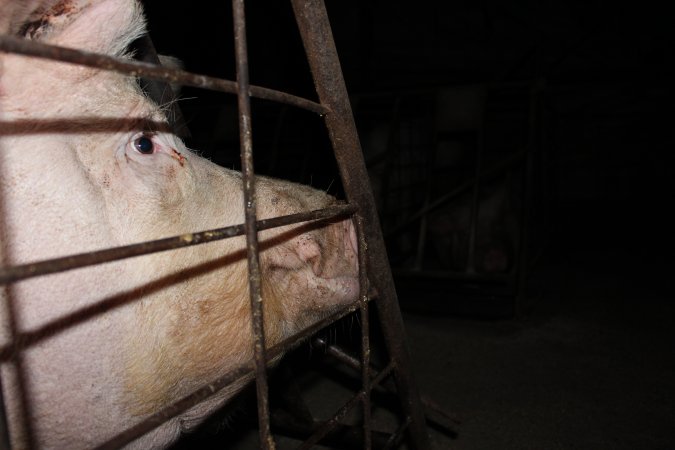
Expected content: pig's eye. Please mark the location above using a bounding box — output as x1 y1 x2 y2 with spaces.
133 134 155 154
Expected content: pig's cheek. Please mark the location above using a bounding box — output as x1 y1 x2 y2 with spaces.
114 143 187 206
263 266 316 328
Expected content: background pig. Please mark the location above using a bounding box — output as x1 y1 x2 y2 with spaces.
427 178 518 274
0 0 359 448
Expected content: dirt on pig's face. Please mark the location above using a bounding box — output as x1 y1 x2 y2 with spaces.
0 0 358 447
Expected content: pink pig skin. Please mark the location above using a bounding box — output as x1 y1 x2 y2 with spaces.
0 1 359 448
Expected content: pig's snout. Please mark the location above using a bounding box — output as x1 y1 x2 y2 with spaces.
262 217 360 318
296 219 358 278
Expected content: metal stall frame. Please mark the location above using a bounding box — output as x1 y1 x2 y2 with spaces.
0 0 431 448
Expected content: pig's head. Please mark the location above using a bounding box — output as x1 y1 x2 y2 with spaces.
0 0 358 447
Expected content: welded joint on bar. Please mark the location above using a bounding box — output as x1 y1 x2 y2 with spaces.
313 338 393 389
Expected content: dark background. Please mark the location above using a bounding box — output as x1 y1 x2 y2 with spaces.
142 0 675 308
141 1 675 448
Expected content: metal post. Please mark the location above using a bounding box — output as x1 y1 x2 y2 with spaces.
232 1 274 448
290 0 432 447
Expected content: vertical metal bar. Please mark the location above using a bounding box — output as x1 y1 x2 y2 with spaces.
232 1 275 449
355 215 372 450
290 1 431 448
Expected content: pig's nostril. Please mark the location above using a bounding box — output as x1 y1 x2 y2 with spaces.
297 237 322 275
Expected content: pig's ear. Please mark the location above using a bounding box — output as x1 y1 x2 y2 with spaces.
2 0 146 57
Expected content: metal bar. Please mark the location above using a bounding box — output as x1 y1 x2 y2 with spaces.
0 204 356 286
314 339 461 439
231 1 274 448
94 295 366 450
0 35 327 115
290 1 432 448
356 215 373 450
296 362 396 450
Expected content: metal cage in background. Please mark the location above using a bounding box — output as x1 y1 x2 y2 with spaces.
0 0 433 448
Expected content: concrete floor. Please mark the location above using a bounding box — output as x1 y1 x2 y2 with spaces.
406 254 674 449
173 203 674 449
402 203 674 450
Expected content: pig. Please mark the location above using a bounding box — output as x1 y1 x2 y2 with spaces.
0 0 359 448
427 179 517 274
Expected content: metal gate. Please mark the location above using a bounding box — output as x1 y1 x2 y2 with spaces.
0 0 431 448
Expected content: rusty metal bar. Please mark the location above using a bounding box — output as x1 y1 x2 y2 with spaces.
290 0 432 448
0 35 327 115
231 0 274 448
0 204 356 286
94 297 366 450
314 338 461 438
355 214 373 450
296 362 396 450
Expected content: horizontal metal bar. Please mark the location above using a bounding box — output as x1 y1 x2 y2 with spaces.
93 297 367 450
0 204 357 285
0 35 328 115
